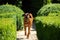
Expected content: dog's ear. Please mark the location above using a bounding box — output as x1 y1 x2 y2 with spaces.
22 14 25 16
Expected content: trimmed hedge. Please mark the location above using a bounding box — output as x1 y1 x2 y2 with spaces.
0 4 17 40
0 4 24 40
0 4 24 30
37 4 60 16
0 18 16 40
35 16 60 40
36 4 60 40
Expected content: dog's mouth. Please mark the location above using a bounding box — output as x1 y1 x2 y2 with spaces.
24 19 29 23
25 19 29 22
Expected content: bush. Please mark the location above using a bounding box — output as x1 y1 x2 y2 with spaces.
0 12 16 40
35 16 60 40
37 4 60 16
0 18 16 40
0 4 24 30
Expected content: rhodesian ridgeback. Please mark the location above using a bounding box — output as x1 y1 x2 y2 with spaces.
23 13 33 39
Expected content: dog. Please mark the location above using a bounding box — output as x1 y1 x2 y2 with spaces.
22 13 33 39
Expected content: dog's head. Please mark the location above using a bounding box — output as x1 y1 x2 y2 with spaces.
22 13 33 19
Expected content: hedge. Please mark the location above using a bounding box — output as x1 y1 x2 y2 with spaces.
37 4 60 16
0 11 16 40
0 18 16 40
0 4 24 30
35 16 60 40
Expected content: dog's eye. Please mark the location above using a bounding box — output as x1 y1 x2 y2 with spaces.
29 16 31 18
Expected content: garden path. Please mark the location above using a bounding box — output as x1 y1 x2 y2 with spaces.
17 22 38 40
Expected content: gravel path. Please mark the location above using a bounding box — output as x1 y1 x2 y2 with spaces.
17 22 38 40
17 28 38 40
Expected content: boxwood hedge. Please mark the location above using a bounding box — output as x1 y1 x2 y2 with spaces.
0 4 24 30
0 12 16 40
0 4 24 40
0 18 16 40
35 16 60 40
35 4 60 40
37 4 60 16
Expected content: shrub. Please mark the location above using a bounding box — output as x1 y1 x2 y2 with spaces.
0 11 16 40
37 4 60 16
0 18 16 40
0 4 24 30
35 16 60 40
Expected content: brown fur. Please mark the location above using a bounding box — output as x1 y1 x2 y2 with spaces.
23 13 33 39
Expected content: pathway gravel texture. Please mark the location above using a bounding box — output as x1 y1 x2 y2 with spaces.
17 28 38 40
17 22 38 40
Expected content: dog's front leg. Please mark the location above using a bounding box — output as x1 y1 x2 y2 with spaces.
24 26 26 36
27 26 30 39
